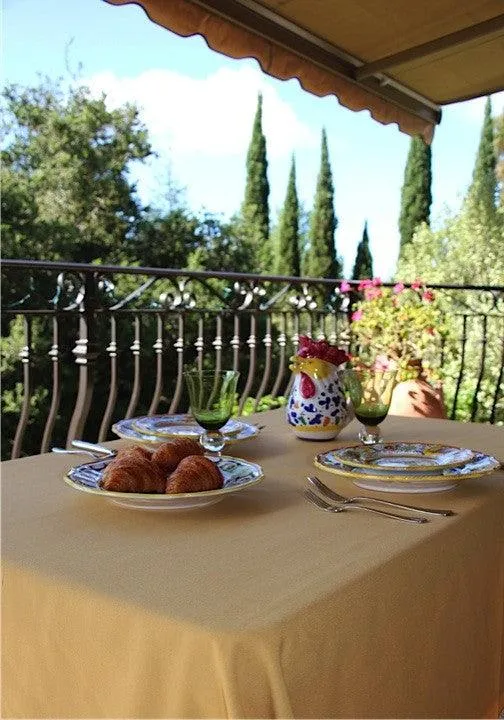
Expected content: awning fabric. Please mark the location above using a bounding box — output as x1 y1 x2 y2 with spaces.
105 0 504 142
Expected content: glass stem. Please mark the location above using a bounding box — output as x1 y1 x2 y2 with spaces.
358 425 381 445
200 431 225 455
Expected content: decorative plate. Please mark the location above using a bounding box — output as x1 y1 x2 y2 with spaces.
332 441 475 472
112 416 259 447
65 455 264 510
132 414 245 439
314 450 500 494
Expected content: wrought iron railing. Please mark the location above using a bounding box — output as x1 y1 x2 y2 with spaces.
2 259 503 459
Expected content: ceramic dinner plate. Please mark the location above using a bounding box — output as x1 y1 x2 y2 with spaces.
332 441 475 472
314 449 500 493
65 455 264 510
112 415 260 447
132 414 246 439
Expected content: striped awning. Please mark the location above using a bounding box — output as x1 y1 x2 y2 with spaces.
105 0 504 142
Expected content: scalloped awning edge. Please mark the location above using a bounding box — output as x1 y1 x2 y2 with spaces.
104 0 437 143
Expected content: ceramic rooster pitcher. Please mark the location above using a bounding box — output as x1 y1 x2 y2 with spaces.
286 336 351 440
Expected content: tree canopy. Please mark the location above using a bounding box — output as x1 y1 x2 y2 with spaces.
304 129 340 279
351 222 373 280
1 80 152 264
275 156 300 276
494 109 504 206
466 96 498 221
239 93 271 272
398 135 432 252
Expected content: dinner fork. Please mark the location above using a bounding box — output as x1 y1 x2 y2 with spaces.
307 475 455 517
303 488 427 524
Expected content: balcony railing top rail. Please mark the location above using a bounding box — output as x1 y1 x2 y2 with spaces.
2 258 501 291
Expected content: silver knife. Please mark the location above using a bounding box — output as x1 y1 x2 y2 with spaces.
71 440 116 457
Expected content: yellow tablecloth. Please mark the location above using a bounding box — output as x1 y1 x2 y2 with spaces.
2 411 504 719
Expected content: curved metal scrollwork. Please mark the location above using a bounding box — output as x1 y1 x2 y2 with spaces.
53 271 86 310
227 280 267 311
288 283 319 311
437 287 504 316
159 278 197 310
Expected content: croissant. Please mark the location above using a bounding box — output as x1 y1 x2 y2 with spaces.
152 438 204 475
101 456 165 493
166 455 224 494
116 445 152 462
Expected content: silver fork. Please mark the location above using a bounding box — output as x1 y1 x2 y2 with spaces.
308 475 455 517
303 488 428 524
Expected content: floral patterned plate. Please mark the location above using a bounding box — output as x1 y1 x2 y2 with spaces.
112 416 259 447
332 441 475 472
314 449 500 493
132 414 246 439
65 455 264 510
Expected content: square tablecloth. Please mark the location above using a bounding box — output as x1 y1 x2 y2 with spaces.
2 411 504 718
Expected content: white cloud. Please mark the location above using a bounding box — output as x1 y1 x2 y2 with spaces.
83 66 317 160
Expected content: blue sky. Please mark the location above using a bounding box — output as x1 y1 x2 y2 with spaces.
4 0 503 279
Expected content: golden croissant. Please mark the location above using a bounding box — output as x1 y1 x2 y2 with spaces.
101 456 165 493
152 438 204 475
116 445 152 462
166 455 224 494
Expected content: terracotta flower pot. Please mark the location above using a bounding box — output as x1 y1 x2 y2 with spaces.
389 378 446 419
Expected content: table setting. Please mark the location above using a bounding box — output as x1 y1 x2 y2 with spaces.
54 346 500 521
3 348 504 719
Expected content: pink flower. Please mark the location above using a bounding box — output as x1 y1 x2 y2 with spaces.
422 290 435 303
340 280 351 293
372 277 382 287
357 279 373 291
296 336 349 365
411 279 423 290
364 286 382 301
393 282 405 294
373 354 394 371
351 310 363 322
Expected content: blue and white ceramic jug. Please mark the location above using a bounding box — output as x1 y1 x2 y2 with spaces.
286 356 352 440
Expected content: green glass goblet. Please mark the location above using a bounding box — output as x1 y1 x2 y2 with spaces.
184 369 240 454
343 368 397 444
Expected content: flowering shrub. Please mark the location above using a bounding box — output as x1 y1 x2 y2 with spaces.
341 278 445 382
296 335 349 366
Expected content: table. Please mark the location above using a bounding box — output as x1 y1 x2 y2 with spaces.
2 411 504 719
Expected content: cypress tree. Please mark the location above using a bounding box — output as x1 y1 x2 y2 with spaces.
241 93 271 271
352 221 373 279
275 156 300 276
466 96 497 216
398 135 432 250
304 128 340 278
495 110 504 206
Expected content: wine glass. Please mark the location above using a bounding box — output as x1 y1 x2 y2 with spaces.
184 369 240 454
343 367 397 444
